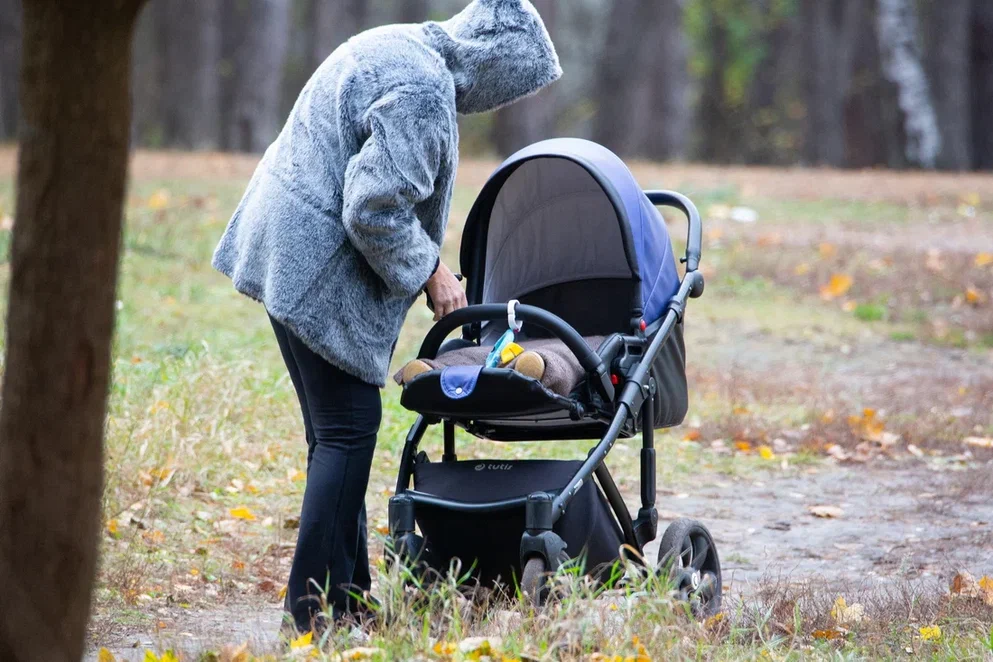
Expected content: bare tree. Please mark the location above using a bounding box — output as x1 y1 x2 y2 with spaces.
313 0 368 66
972 0 993 171
162 0 222 149
131 1 164 146
634 0 691 161
0 0 22 140
592 0 642 154
0 0 146 659
801 0 861 166
924 0 972 170
876 0 940 168
492 0 558 156
397 0 430 23
222 0 291 152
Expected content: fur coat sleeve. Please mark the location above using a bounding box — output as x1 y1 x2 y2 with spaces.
342 84 453 297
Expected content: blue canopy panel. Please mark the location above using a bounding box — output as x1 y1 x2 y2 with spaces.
460 138 680 327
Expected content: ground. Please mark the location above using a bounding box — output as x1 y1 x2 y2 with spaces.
0 149 991 660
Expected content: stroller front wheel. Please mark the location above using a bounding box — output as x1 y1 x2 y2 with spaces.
657 518 722 618
520 556 551 607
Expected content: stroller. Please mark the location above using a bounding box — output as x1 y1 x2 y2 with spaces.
387 138 721 615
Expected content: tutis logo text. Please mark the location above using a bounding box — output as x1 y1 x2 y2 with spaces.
474 463 513 471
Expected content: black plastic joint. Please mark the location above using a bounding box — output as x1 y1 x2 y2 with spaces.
520 530 568 570
633 506 658 548
388 495 415 536
525 492 554 532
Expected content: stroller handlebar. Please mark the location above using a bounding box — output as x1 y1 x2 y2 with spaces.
644 190 703 274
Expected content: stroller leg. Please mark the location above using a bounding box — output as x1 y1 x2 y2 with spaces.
443 421 457 462
634 393 659 547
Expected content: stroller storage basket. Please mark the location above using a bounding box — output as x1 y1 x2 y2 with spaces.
412 459 624 586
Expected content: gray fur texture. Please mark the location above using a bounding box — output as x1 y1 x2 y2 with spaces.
212 0 561 386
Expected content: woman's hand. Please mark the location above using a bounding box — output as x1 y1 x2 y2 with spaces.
425 261 467 321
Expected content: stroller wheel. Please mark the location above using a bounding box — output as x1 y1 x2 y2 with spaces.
386 533 433 585
520 556 551 607
656 518 722 618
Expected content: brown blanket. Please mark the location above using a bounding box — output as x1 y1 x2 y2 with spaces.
394 336 605 396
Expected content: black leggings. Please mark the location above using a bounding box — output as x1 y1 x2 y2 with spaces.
269 316 381 630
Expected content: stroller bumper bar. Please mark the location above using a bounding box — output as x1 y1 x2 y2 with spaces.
418 303 615 400
645 190 703 274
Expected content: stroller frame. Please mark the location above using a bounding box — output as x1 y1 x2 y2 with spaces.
388 190 704 576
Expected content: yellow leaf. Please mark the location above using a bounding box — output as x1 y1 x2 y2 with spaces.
965 287 986 306
919 625 941 641
229 506 256 521
375 525 390 535
705 612 725 629
818 243 836 258
289 470 306 482
758 445 775 460
98 648 117 662
143 652 159 662
147 189 170 211
979 576 993 605
794 262 811 276
812 628 844 640
830 595 865 624
107 519 119 537
683 429 702 442
433 641 458 656
848 408 885 442
277 585 288 599
975 253 993 268
732 405 749 415
819 274 853 300
290 630 313 650
735 441 753 453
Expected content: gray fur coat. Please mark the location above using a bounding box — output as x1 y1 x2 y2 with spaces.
212 0 561 386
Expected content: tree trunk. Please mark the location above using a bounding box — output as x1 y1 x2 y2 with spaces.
396 0 430 23
591 0 642 155
162 0 221 149
222 0 291 152
636 0 691 161
131 1 164 146
876 0 941 168
492 0 558 156
801 0 860 166
924 0 972 170
0 1 145 660
696 5 736 162
0 0 22 140
313 0 368 66
971 0 993 170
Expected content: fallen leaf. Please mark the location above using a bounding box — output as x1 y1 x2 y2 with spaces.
820 274 853 300
907 444 924 458
460 637 501 655
965 287 986 306
979 576 993 605
231 560 245 571
98 648 116 662
962 192 981 207
964 436 993 449
818 243 837 258
756 232 782 247
433 641 458 656
288 470 306 482
147 189 170 211
337 648 384 661
919 625 941 641
141 530 165 545
229 506 256 521
107 519 119 537
830 596 865 624
683 429 702 442
277 584 287 599
812 628 845 640
732 405 749 415
848 408 885 442
221 643 250 662
289 630 313 650
284 517 300 530
809 505 844 519
758 445 775 460
975 253 993 268
735 440 753 453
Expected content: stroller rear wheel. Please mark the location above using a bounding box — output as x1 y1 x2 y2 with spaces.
520 556 551 607
656 518 722 617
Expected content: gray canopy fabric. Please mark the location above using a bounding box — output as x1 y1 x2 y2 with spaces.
481 158 633 307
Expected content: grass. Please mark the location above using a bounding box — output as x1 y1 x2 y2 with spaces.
1 151 992 659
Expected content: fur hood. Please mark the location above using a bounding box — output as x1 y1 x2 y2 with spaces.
426 0 562 114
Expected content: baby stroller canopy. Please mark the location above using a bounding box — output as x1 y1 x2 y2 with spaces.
461 138 680 335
